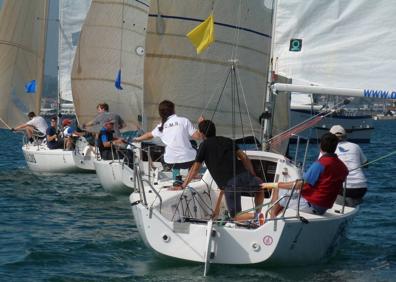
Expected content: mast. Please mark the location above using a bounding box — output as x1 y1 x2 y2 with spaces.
262 0 278 150
36 0 50 115
57 0 62 118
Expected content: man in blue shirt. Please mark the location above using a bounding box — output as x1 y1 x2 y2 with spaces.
46 117 64 149
97 120 127 160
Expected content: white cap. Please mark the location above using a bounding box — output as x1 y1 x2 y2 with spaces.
329 125 346 136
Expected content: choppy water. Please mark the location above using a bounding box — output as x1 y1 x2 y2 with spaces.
0 121 395 281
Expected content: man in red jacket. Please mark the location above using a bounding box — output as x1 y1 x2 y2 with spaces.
263 132 348 216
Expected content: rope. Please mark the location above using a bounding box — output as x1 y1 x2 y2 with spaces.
351 150 396 172
0 117 12 130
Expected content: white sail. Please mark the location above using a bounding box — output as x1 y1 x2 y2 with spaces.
71 0 149 128
144 0 272 138
0 0 48 128
58 0 91 102
273 0 396 90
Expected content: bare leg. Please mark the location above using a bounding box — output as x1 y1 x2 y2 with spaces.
254 190 265 213
269 189 283 218
212 190 224 220
25 126 34 138
234 212 255 222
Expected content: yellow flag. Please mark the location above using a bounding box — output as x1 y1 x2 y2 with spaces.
187 14 215 54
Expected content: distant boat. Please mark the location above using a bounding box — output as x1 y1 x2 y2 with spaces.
290 93 373 143
270 0 396 143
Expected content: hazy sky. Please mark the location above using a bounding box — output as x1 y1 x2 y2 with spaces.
46 0 59 76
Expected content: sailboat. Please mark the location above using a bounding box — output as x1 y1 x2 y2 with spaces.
270 0 396 143
71 0 149 193
129 0 360 275
11 0 93 173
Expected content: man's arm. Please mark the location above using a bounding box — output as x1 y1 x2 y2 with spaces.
47 132 58 142
191 130 201 140
13 123 28 131
179 162 202 189
261 180 304 190
212 190 224 219
134 132 153 142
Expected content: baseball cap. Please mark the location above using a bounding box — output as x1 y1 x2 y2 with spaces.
62 119 72 126
329 125 346 136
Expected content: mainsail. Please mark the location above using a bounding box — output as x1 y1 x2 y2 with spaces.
0 0 48 128
58 0 91 103
144 0 273 138
273 0 396 90
71 0 149 129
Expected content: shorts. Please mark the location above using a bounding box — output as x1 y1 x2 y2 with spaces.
278 189 327 215
335 187 367 208
168 161 195 170
224 172 262 217
47 140 64 150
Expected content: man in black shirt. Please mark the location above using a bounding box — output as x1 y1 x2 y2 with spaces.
179 120 264 222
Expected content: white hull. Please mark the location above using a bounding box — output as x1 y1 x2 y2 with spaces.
130 150 358 267
132 200 356 265
73 151 95 171
290 109 374 143
94 159 135 194
72 138 96 171
22 144 84 173
94 157 174 194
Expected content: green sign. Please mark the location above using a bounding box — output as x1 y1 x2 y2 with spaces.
289 39 302 52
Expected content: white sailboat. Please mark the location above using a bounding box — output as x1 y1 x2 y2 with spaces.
130 0 359 274
270 0 396 143
71 0 149 193
131 151 357 266
19 0 93 174
0 0 73 173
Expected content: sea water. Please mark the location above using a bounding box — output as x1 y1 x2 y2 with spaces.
0 121 395 281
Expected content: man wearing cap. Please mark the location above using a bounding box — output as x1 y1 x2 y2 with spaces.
329 125 368 207
97 119 127 160
62 119 83 150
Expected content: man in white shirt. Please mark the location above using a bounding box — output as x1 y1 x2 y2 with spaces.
12 112 48 143
330 125 368 207
82 102 126 138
